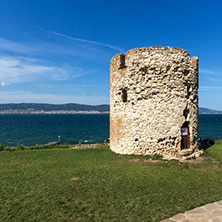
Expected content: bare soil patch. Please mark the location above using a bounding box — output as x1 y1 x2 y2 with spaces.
179 156 220 167
128 156 220 168
71 177 79 181
128 159 167 164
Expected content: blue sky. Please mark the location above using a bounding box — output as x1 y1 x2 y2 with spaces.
0 0 222 109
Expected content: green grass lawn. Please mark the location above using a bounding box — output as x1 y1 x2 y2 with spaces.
1 144 222 222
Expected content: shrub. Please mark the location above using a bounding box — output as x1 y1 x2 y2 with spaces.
216 140 222 144
4 146 16 151
152 153 163 160
17 144 25 150
0 142 4 151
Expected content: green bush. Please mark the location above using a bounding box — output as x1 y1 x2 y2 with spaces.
215 140 222 144
0 142 4 151
152 153 163 160
26 143 70 150
4 147 16 151
16 144 25 150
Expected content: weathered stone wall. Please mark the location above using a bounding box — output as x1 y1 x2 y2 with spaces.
110 46 200 159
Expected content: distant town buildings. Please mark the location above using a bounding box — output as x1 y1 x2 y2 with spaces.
0 108 109 114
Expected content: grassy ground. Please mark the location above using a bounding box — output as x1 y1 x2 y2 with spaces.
1 144 222 222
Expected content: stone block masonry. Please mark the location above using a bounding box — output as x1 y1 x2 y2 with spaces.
110 46 201 159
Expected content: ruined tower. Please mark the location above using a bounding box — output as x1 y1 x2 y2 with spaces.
110 46 200 159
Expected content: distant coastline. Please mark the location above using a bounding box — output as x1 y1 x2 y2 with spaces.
0 103 221 114
199 107 222 114
0 103 109 114
0 109 110 114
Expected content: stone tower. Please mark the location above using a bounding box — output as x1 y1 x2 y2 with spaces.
110 46 200 159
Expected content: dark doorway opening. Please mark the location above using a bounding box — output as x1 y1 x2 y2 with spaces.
181 122 189 149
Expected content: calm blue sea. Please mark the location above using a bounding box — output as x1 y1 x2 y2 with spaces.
0 114 221 146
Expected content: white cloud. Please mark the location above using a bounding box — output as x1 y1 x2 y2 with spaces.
0 36 116 61
0 37 40 54
199 68 214 75
206 77 222 82
0 81 9 87
0 55 89 83
0 91 109 105
49 31 125 52
200 86 222 90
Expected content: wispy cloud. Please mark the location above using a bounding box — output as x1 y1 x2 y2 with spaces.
0 91 109 105
0 35 117 62
68 84 109 87
200 86 222 90
0 81 9 87
49 31 124 52
199 68 214 75
0 55 89 83
206 77 222 82
0 37 40 54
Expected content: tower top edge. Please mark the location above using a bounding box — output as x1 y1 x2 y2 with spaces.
125 46 190 55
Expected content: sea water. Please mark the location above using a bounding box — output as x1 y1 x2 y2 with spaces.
0 114 109 146
0 114 221 146
199 114 222 140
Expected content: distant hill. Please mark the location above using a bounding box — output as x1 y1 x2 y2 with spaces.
0 103 109 112
0 103 221 114
199 107 222 114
